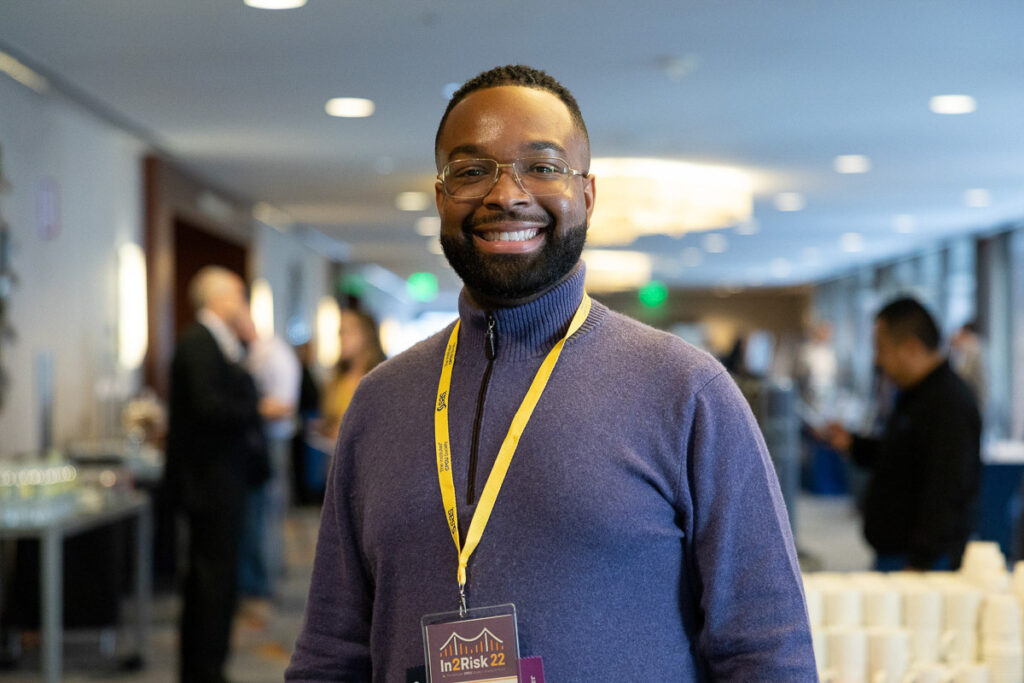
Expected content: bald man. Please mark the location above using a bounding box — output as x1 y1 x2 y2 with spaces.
165 266 268 683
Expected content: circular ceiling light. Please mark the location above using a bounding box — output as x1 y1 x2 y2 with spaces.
396 192 431 212
774 192 805 212
834 155 871 174
703 233 728 254
964 188 991 208
929 95 976 115
840 232 864 253
415 217 440 236
244 0 307 8
325 97 375 118
892 214 917 233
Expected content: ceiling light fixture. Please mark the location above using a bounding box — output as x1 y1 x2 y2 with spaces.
964 189 991 208
244 0 307 9
325 97 375 118
582 250 653 292
929 95 976 115
893 214 916 234
774 192 805 212
840 232 864 253
703 233 728 254
0 49 49 93
735 218 760 235
586 158 754 246
834 155 871 174
396 192 430 211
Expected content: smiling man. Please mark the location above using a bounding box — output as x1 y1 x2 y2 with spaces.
287 65 816 682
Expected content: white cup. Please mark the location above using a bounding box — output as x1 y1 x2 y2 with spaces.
943 588 982 632
868 628 910 683
904 587 942 630
902 663 950 683
806 585 825 627
825 627 868 683
979 594 1023 637
865 587 903 628
942 629 977 664
909 629 941 665
827 587 864 627
813 627 828 671
949 663 988 683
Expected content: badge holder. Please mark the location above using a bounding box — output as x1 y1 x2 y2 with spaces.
422 603 520 683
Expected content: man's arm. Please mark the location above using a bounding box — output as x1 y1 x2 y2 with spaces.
683 372 817 681
285 424 374 682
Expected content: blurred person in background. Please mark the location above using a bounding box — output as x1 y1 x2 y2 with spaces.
164 266 283 683
826 297 981 571
318 308 385 441
234 308 300 625
290 341 322 505
950 320 987 412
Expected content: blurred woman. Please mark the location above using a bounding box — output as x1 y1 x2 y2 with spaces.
320 309 385 440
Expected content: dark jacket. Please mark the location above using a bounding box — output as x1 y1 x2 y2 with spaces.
852 360 981 568
164 322 266 514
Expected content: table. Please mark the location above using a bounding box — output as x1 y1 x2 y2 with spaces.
0 489 152 683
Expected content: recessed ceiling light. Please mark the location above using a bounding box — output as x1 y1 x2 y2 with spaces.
774 192 805 212
893 214 916 233
396 192 430 212
840 232 864 253
929 95 976 115
325 97 375 118
415 217 440 236
735 218 760 235
427 238 445 255
703 233 728 254
964 188 991 208
244 0 307 9
681 247 703 267
834 155 871 174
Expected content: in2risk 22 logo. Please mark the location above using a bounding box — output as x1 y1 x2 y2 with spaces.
436 627 507 673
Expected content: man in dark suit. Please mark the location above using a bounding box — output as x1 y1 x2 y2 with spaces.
164 266 279 683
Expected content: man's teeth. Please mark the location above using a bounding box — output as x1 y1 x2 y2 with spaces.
482 228 539 242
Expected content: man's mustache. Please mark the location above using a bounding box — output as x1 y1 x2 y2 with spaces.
467 210 551 229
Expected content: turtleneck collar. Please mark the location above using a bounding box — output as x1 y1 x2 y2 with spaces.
456 262 602 362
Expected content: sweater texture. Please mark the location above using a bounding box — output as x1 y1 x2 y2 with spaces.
286 266 816 681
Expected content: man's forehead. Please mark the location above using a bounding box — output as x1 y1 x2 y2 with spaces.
438 86 581 157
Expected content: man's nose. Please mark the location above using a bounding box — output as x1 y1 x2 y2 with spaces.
482 165 531 208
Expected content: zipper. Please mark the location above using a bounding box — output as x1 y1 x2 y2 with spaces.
467 313 498 504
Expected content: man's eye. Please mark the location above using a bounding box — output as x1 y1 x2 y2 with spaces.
526 162 561 175
452 165 488 179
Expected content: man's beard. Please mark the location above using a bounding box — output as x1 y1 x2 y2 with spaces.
440 211 587 304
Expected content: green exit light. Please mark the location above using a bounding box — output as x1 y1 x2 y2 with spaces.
638 281 668 308
340 272 367 298
406 272 439 302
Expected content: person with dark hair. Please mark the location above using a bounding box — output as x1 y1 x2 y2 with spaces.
950 319 987 409
319 308 385 440
287 65 815 681
826 297 981 571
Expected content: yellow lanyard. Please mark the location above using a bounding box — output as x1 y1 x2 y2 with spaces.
434 294 592 613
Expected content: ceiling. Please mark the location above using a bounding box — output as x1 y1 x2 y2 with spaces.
1 0 1023 296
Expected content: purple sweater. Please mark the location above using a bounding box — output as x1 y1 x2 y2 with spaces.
286 266 816 682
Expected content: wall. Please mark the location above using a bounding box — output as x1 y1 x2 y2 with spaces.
0 76 146 455
252 221 330 348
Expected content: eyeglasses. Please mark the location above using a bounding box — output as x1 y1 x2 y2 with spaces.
438 157 587 198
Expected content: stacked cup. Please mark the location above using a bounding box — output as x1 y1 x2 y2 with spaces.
1012 562 1024 602
867 627 911 682
903 585 943 665
979 594 1023 683
948 663 991 683
943 585 983 665
821 580 867 682
962 543 1011 593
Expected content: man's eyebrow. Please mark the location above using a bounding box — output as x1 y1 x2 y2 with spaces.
525 140 568 156
447 144 483 158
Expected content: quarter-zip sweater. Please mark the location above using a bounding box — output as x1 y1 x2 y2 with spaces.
286 266 816 682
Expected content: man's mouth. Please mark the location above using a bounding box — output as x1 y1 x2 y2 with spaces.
480 228 540 242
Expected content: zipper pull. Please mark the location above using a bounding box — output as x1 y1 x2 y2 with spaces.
485 314 498 361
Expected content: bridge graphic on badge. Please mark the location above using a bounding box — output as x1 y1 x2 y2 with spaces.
438 628 505 658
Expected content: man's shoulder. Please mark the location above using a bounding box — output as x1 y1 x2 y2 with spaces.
592 304 725 388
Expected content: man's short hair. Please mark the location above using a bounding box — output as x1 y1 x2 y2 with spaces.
876 297 941 351
188 265 239 312
434 64 589 164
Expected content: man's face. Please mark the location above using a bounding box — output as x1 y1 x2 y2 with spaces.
873 320 909 387
434 86 595 304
